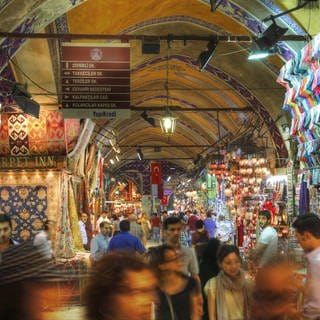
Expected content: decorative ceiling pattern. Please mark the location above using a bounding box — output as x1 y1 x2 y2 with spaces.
0 0 317 175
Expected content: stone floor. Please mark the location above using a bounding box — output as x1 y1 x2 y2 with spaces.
42 306 86 320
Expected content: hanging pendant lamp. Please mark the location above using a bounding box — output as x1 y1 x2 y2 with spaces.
160 52 177 136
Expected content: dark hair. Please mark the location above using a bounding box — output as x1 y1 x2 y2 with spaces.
147 244 176 271
292 213 320 238
85 253 153 320
119 220 130 232
99 221 109 229
195 220 204 229
217 244 241 264
206 212 212 218
202 238 221 262
259 210 271 220
162 216 181 230
0 214 12 229
44 220 50 231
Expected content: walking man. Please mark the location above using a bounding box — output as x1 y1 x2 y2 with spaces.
108 220 145 254
293 213 320 319
90 221 111 262
250 210 278 267
79 212 89 250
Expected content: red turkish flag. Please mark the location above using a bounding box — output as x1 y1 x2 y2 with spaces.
151 162 162 184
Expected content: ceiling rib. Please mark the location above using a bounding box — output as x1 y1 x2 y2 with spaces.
0 32 308 42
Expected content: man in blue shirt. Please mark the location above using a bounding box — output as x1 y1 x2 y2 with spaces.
90 221 111 262
203 212 217 239
108 220 145 254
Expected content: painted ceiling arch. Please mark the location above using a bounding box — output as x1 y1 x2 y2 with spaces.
0 0 317 176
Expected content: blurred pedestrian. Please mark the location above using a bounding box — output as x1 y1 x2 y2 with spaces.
162 216 203 316
128 213 146 245
85 252 158 320
199 238 221 289
33 220 55 260
148 244 202 320
250 260 303 320
293 213 320 319
199 238 221 320
192 220 210 263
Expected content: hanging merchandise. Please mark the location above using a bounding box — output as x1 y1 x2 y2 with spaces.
278 33 320 168
298 173 310 215
206 171 218 200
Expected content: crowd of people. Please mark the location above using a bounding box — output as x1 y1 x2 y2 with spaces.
1 210 320 319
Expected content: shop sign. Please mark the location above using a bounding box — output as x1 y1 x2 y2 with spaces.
62 108 130 119
61 43 130 119
286 163 294 216
0 156 61 169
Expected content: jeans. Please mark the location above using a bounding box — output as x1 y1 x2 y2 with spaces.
152 227 160 243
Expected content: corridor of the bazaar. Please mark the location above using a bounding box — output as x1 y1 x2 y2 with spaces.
1 1 320 319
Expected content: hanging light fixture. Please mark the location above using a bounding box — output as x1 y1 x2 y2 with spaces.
160 52 177 136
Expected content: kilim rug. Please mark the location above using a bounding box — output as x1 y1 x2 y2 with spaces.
0 185 48 242
0 111 80 156
0 171 61 245
8 113 29 156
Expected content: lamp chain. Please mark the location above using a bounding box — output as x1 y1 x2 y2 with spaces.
166 49 169 110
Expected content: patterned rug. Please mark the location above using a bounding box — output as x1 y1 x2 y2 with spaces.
0 111 80 156
0 171 61 243
0 185 48 241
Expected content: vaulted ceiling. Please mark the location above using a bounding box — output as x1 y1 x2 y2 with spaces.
0 0 318 174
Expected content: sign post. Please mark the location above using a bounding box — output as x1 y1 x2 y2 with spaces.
61 43 131 119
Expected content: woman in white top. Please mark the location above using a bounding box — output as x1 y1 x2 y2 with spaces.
204 245 251 320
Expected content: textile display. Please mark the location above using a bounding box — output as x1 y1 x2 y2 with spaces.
85 143 97 174
89 153 99 193
68 179 83 251
76 151 86 177
277 34 320 166
65 119 81 153
8 113 29 155
206 173 218 200
55 172 76 258
0 185 47 241
0 171 60 245
68 119 95 161
0 111 78 156
28 112 48 154
299 174 310 215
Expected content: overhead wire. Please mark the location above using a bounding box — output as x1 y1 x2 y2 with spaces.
1 47 58 104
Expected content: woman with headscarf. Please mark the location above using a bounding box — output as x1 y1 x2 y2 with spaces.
204 244 251 320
